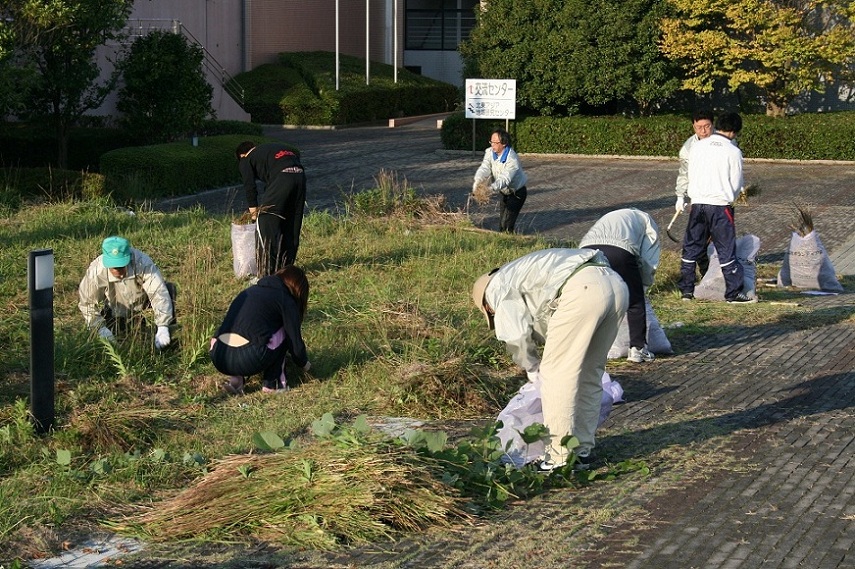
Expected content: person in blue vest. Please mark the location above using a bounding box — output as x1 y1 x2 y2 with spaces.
472 128 528 233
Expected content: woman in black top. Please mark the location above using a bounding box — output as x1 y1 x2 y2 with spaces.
210 265 310 394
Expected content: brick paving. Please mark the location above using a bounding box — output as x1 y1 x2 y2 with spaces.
150 119 855 569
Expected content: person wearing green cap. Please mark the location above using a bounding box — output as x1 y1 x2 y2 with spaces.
78 236 176 348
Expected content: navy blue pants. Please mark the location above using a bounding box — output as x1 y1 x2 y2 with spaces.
679 203 744 300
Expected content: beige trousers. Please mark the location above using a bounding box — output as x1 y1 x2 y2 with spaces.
540 266 628 463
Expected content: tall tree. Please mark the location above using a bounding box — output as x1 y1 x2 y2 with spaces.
660 0 855 116
0 0 134 167
117 30 214 144
461 0 680 116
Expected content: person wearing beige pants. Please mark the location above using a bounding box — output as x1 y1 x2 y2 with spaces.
539 265 628 465
472 248 628 469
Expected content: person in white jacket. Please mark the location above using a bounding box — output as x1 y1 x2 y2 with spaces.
674 110 714 277
472 128 528 233
580 208 661 363
78 236 175 349
472 248 628 470
680 112 754 303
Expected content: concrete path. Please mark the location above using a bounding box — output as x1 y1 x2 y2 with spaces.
126 118 855 569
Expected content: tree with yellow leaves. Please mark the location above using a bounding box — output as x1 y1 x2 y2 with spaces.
660 0 855 116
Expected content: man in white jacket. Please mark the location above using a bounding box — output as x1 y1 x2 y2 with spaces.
675 110 714 277
78 236 175 349
472 248 628 470
679 112 754 303
580 208 661 363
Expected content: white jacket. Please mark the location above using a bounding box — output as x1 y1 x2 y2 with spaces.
579 208 661 287
474 146 528 195
78 248 174 329
483 248 606 372
687 133 744 205
675 133 700 198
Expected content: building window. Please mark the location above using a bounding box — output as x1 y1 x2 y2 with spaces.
405 0 478 51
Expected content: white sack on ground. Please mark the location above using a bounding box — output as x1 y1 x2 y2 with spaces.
231 222 258 278
497 372 622 468
607 298 673 359
695 234 760 301
777 230 843 292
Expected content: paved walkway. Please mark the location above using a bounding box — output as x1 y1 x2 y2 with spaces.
125 119 855 568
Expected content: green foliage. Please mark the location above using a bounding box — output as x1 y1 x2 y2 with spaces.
98 134 285 200
462 0 681 115
4 0 135 167
231 51 458 125
1 167 106 210
117 30 215 143
0 122 135 171
440 111 855 160
660 0 855 116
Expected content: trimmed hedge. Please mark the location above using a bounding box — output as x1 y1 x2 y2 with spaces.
99 134 286 201
441 111 855 161
230 51 458 126
0 120 264 173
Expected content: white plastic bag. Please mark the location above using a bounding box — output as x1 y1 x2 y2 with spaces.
497 372 621 467
695 234 760 301
777 230 843 292
607 298 673 359
231 222 257 278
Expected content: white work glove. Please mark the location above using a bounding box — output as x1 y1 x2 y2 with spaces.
154 326 171 349
471 179 480 194
526 367 540 383
675 196 686 212
97 326 115 343
302 361 312 372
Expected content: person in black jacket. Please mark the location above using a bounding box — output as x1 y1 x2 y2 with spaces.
210 265 311 394
236 141 307 275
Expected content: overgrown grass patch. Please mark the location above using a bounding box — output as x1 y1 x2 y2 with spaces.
0 177 848 561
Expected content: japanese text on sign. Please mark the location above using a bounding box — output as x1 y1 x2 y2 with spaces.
465 79 516 120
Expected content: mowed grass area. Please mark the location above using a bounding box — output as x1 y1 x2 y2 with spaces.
0 184 848 562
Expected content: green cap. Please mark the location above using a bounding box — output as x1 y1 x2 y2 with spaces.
101 236 131 268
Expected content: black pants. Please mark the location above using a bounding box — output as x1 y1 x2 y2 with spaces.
499 186 527 233
588 245 646 349
257 171 307 275
209 339 286 389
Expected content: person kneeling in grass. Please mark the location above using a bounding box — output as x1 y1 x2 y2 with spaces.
210 265 311 395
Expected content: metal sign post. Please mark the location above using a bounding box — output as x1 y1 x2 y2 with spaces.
29 249 55 434
464 79 517 151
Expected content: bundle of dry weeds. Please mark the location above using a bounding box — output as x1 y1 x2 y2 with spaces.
471 179 493 206
789 205 814 236
109 437 468 549
735 183 761 205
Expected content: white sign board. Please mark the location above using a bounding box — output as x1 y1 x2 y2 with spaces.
465 79 516 120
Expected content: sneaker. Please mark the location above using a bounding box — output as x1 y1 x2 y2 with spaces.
727 292 757 304
681 292 695 301
222 376 245 396
574 451 593 471
537 459 567 472
627 346 655 363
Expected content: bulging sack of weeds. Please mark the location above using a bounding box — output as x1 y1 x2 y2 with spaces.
231 221 257 278
777 230 843 292
695 234 760 301
608 297 673 359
